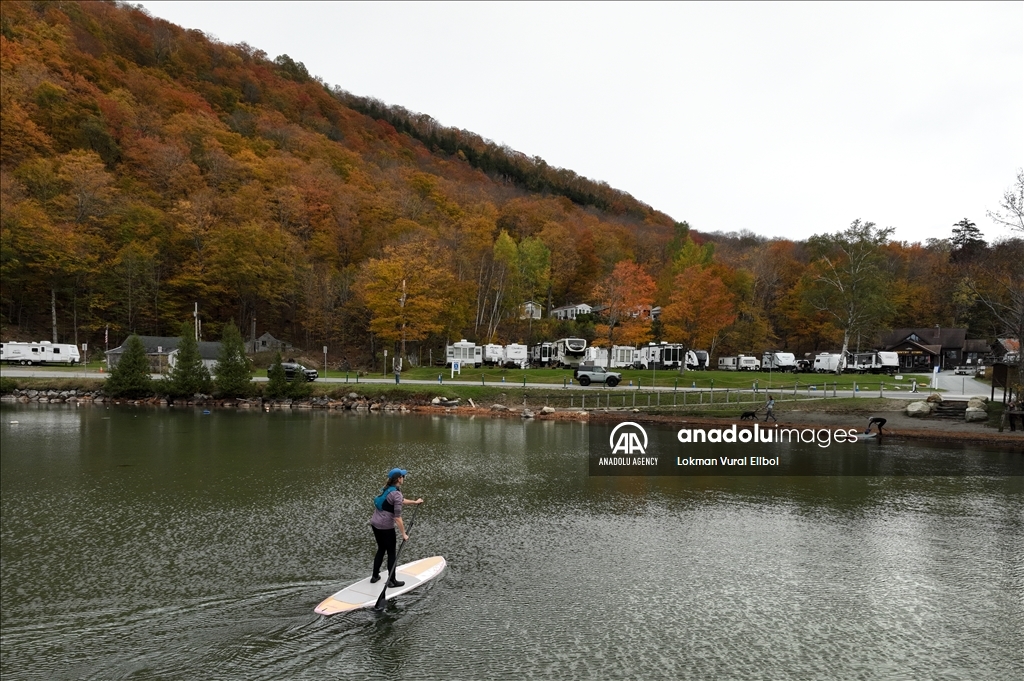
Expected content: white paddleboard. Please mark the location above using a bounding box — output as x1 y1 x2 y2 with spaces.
315 555 446 615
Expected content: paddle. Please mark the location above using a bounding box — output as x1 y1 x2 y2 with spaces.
374 503 420 610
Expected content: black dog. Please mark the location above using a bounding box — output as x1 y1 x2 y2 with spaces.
740 410 758 420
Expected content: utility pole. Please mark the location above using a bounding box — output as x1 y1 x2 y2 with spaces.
400 278 407 374
194 302 199 341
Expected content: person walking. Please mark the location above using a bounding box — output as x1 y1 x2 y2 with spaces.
370 468 423 586
764 395 777 422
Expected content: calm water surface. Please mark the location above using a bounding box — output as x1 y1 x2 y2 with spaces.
1 404 1022 680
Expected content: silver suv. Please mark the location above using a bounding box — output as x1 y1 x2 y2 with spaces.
572 365 621 387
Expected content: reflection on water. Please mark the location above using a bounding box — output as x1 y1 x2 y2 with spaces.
1 404 1021 680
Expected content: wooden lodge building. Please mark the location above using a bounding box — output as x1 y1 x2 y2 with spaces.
880 327 989 372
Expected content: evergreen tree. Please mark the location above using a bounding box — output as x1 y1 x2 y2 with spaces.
265 351 289 399
165 321 211 398
288 366 313 400
105 334 153 398
214 320 252 397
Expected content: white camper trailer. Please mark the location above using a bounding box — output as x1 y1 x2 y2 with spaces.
585 346 609 367
686 350 709 371
483 344 505 366
553 338 587 368
610 345 637 369
530 342 554 367
737 355 761 371
503 343 529 369
851 351 899 374
761 351 797 372
812 353 844 373
0 340 81 366
718 356 739 371
637 342 687 370
446 340 482 368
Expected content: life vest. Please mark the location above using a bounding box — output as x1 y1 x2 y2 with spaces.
374 485 398 512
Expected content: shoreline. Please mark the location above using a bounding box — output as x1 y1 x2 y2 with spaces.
3 387 1022 449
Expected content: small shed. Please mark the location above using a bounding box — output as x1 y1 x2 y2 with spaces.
251 332 291 354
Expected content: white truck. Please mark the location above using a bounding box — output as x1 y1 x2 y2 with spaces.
0 340 81 366
446 340 482 368
812 353 844 373
761 351 797 372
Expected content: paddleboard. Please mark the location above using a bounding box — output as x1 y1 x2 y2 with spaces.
315 555 446 615
854 432 878 441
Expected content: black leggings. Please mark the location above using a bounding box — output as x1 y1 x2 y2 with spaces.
372 526 397 577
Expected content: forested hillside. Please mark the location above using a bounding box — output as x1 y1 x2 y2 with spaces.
1 1 1021 370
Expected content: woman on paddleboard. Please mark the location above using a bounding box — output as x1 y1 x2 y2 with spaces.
370 468 424 586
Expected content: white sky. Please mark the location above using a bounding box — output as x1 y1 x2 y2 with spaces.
137 1 1023 244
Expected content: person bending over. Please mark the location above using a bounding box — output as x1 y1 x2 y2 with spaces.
866 417 887 435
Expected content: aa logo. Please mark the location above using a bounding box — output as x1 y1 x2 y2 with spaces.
609 421 648 455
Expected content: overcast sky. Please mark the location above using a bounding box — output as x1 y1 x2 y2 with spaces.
138 1 1022 244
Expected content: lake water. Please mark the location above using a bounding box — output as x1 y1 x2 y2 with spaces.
1 404 1021 680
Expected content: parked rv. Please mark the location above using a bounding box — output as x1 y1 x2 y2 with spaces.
503 343 529 369
636 342 686 370
0 340 81 366
530 342 554 367
812 353 844 373
553 338 587 368
851 351 899 374
446 339 482 368
610 345 638 369
761 351 797 372
685 350 709 371
483 344 505 366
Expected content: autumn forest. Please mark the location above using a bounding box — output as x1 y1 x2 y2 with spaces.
1 1 1022 372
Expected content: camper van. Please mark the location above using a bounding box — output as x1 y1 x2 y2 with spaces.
530 342 554 367
483 344 505 366
637 342 687 370
503 343 529 369
851 351 899 374
738 355 760 371
686 350 709 371
812 353 844 373
761 351 797 372
0 340 81 366
446 340 482 368
553 338 588 368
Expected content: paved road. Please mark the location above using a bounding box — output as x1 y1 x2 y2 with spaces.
0 367 1002 400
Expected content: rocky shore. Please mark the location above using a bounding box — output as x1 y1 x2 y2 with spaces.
2 388 1018 446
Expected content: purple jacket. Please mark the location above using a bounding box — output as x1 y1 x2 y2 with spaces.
370 489 403 530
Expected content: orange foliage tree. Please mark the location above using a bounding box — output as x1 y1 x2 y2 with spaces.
593 261 656 361
660 266 737 356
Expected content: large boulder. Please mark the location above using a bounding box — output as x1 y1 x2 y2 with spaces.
906 401 932 417
964 407 988 422
540 406 556 414
967 396 988 410
926 393 943 404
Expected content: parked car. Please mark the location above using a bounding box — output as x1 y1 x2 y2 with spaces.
573 365 621 387
269 360 318 382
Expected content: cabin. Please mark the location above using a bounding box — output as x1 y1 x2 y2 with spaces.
519 301 543 320
550 303 592 321
881 328 989 372
251 332 291 355
105 336 221 373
